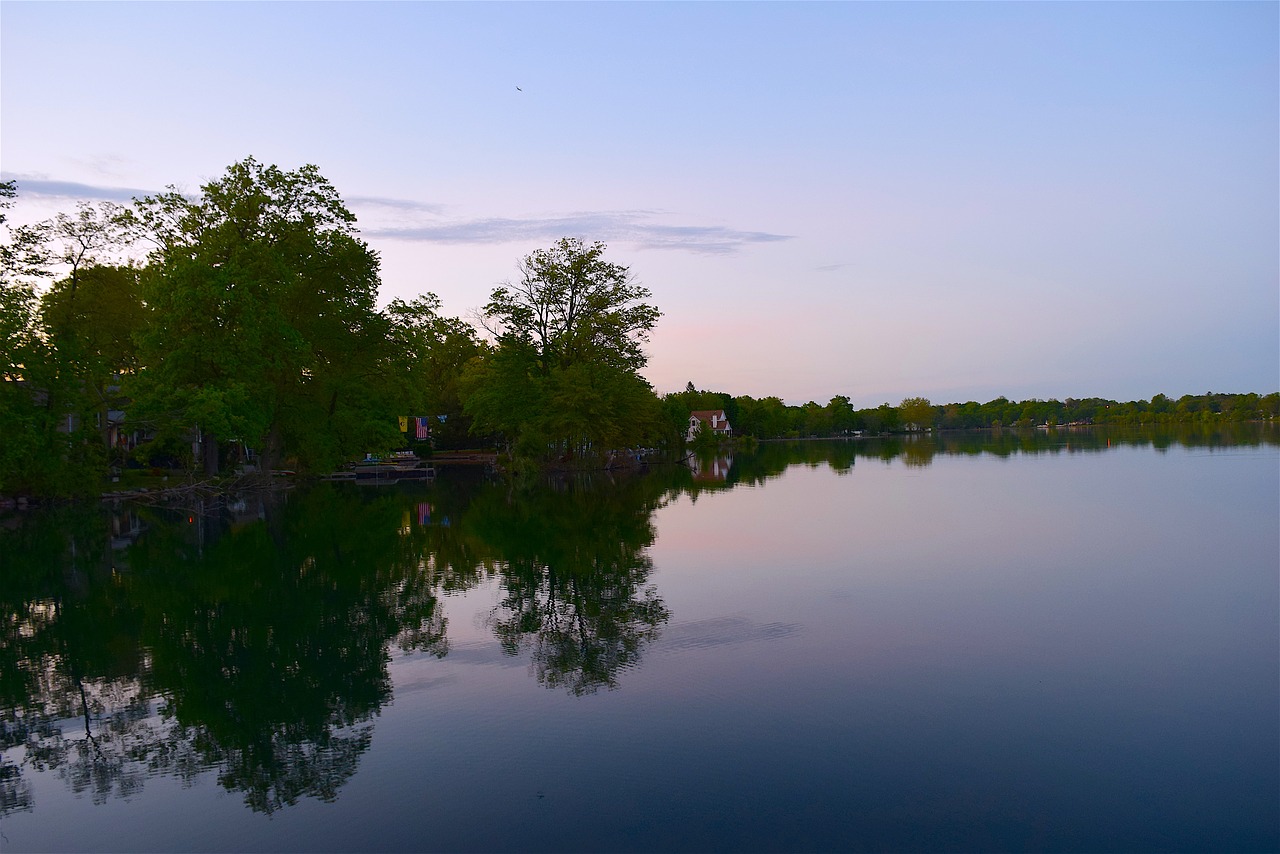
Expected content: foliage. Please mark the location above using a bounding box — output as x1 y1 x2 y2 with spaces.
131 158 396 474
466 238 663 468
732 394 791 439
39 265 146 470
691 390 1279 441
0 184 124 495
384 294 488 449
481 237 659 375
3 164 492 492
899 397 936 430
41 265 145 376
10 167 654 493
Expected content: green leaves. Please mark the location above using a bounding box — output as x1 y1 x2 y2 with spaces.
468 238 663 466
482 237 660 375
132 158 386 473
384 295 486 421
899 397 935 430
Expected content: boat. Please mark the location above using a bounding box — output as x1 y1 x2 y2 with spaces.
352 451 436 484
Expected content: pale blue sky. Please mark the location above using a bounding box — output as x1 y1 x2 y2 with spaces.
3 1 1276 405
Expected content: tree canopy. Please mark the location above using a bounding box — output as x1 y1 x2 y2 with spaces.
1 166 676 495
130 158 394 474
481 237 659 375
464 238 664 468
2 163 472 493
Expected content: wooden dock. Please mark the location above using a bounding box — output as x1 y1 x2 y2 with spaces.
430 452 498 466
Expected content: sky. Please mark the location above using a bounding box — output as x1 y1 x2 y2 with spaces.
2 1 1276 406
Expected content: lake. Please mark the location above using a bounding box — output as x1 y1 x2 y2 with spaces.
2 425 1277 852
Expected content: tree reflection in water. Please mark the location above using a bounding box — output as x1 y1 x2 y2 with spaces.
2 424 1274 816
0 486 454 815
140 486 465 812
0 470 674 814
467 476 670 695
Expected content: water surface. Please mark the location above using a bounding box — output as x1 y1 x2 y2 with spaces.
2 426 1276 851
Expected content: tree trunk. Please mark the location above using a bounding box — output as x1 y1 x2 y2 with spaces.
258 423 282 474
202 431 220 477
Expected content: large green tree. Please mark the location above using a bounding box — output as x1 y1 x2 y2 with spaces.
465 238 663 467
131 158 395 474
481 237 660 376
899 397 935 431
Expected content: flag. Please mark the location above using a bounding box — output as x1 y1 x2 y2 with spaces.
398 416 409 433
417 502 431 525
416 417 430 440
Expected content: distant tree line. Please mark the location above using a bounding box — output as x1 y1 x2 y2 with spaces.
662 387 1278 441
647 379 1280 449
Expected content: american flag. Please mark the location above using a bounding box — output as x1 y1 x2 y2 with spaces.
416 416 430 439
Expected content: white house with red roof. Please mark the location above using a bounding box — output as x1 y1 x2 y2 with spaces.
687 409 733 442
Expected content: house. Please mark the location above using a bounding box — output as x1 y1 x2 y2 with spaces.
687 409 733 442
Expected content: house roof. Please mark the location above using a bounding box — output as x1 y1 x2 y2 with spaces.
689 410 731 432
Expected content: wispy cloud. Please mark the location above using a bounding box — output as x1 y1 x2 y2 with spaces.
0 174 155 203
2 176 793 255
346 195 447 216
814 263 849 273
364 210 792 255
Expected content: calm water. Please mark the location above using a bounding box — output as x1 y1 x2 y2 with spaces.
2 426 1277 852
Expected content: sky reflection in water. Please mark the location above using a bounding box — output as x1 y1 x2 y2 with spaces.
1 426 1276 852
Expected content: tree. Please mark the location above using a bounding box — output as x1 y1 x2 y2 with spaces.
481 237 660 376
30 199 135 451
734 395 790 439
466 239 663 467
132 158 392 475
0 179 51 289
384 294 487 449
0 228 45 391
899 397 935 431
39 265 146 462
0 182 48 492
827 395 856 435
799 400 831 437
0 182 111 495
47 202 132 294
